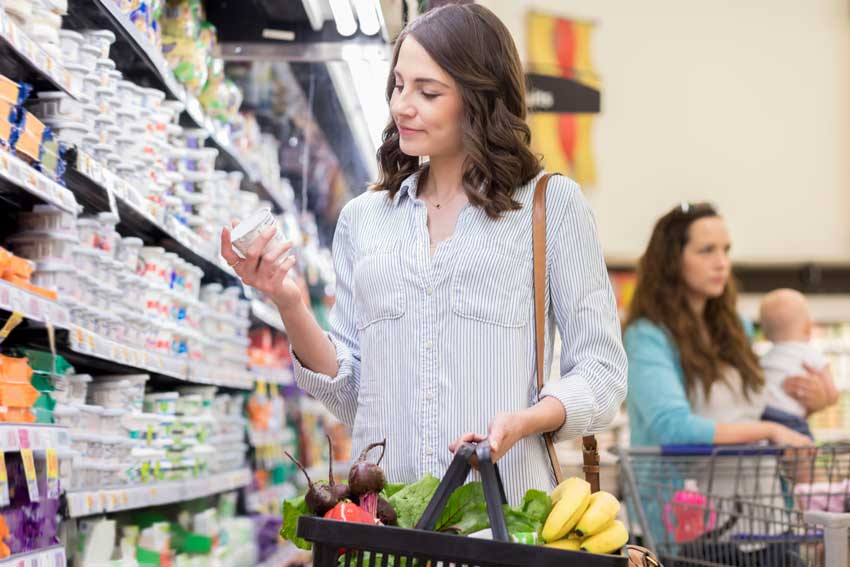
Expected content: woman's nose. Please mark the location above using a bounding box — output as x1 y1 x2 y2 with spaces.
391 90 414 118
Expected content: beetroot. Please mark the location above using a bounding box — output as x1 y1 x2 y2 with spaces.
377 497 398 526
325 434 350 501
285 451 337 516
348 439 387 499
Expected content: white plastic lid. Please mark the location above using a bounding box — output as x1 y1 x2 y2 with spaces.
59 29 84 42
76 403 103 414
97 212 119 225
40 119 86 132
69 373 93 383
95 58 116 70
34 260 76 272
64 62 88 74
121 237 144 248
231 208 273 242
8 230 79 243
141 87 166 101
83 29 116 43
79 45 101 56
34 91 73 102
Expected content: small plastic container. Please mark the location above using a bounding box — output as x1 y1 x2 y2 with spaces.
58 29 84 65
138 246 166 285
18 204 77 236
81 75 100 104
7 231 78 263
28 91 85 123
100 407 126 434
40 119 87 147
230 207 290 264
82 29 116 59
76 403 104 432
116 237 143 273
52 403 81 428
77 45 101 74
88 380 129 409
68 373 92 405
122 412 162 445
31 261 79 301
144 392 178 415
97 212 120 256
140 87 166 111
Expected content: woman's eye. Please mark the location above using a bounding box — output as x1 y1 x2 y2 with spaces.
422 92 439 100
395 84 404 92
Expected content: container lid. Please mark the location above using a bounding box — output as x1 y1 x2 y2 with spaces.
101 407 126 417
79 45 101 56
97 212 120 225
39 119 87 131
95 58 116 71
141 87 166 100
69 373 92 383
121 237 144 248
146 392 179 400
231 208 272 242
83 29 116 43
29 204 67 215
33 91 73 102
8 230 79 243
52 404 80 416
33 260 76 272
76 403 103 415
58 29 84 41
64 62 88 74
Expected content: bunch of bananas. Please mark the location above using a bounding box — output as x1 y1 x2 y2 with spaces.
540 477 628 554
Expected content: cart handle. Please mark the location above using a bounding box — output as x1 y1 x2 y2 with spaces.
657 444 786 457
415 442 511 542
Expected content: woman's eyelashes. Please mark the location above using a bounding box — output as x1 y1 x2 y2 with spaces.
394 84 440 100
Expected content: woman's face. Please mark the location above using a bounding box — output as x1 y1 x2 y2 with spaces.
390 37 464 159
680 216 732 301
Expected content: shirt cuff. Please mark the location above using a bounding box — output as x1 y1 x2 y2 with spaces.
540 374 597 441
291 333 355 397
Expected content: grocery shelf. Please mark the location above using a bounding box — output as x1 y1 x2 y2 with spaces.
187 361 254 390
250 299 286 333
65 467 252 518
0 545 65 567
246 483 296 514
248 427 296 448
0 424 70 453
66 151 239 285
0 279 72 328
249 364 294 386
0 11 84 100
258 542 308 567
0 149 79 215
66 0 264 185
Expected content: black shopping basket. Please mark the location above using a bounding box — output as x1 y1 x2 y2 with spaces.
297 442 628 567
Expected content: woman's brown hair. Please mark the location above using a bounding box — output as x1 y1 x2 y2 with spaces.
371 3 541 219
626 203 764 400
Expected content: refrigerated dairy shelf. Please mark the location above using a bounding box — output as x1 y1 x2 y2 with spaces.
65 467 252 518
0 424 70 453
65 0 262 183
0 149 79 215
250 299 286 333
0 279 72 328
0 545 65 567
0 10 84 100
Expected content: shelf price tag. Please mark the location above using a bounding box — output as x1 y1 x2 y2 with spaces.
0 451 10 507
46 448 59 499
0 311 23 345
21 448 39 502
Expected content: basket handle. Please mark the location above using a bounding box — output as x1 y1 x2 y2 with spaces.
415 442 511 542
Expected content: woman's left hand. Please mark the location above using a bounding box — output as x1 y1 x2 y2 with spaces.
449 412 527 462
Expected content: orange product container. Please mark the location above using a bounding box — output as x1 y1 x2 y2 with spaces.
0 407 35 423
0 75 21 105
13 111 45 163
3 254 34 281
18 281 57 301
0 247 10 276
0 355 33 383
0 99 15 146
0 382 39 407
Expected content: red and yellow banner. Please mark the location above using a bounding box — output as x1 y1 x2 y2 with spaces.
527 12 600 187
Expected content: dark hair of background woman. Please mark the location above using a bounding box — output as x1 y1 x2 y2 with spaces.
625 203 765 400
371 3 542 219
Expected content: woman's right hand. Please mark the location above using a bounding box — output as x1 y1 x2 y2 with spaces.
221 223 301 312
767 422 814 447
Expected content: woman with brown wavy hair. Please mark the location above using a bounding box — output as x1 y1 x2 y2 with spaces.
221 4 627 502
624 203 813 447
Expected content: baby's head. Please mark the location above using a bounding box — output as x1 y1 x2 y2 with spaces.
759 288 812 343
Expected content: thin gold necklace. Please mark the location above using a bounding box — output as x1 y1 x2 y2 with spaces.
428 187 463 209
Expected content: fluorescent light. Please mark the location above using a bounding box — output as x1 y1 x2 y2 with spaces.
353 0 380 36
328 0 358 37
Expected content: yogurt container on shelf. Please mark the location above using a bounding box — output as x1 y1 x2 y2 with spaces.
116 237 144 273
100 407 127 434
97 212 120 256
67 373 92 405
7 230 78 263
28 91 85 123
18 204 77 236
77 44 101 74
145 392 178 415
40 118 87 147
30 261 79 301
52 403 80 428
140 87 166 111
81 75 100 104
229 207 291 264
71 246 100 274
82 29 116 59
58 29 84 64
76 403 104 432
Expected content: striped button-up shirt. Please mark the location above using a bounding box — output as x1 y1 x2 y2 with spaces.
293 170 627 504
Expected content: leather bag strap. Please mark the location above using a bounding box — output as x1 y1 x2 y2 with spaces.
532 173 600 493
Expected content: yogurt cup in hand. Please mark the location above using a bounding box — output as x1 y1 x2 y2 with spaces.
230 208 291 265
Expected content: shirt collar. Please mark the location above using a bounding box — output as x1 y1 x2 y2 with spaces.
392 170 422 206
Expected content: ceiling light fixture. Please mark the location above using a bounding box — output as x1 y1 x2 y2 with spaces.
329 0 358 37
352 0 380 36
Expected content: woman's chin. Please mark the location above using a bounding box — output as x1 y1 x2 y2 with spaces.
399 140 426 158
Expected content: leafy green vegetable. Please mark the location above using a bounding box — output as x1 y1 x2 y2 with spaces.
519 489 552 525
280 495 311 550
381 482 407 499
435 482 490 535
387 474 440 528
503 506 539 535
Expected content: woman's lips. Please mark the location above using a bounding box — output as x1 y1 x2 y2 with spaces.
398 126 422 136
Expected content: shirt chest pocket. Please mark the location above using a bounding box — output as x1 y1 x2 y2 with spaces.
353 251 406 330
451 248 533 328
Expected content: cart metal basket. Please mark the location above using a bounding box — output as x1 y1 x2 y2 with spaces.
616 443 850 567
297 442 628 567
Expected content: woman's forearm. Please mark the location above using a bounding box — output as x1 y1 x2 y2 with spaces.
520 396 567 438
279 300 340 377
714 421 776 444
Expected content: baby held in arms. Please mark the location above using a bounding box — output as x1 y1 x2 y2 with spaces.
758 289 833 439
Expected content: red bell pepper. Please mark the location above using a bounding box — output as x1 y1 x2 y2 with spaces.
324 502 376 525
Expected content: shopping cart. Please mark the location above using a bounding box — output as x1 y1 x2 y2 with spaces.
616 443 850 567
297 442 628 567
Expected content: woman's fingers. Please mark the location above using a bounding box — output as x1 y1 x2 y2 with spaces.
272 256 297 282
245 227 276 266
220 226 243 267
449 433 485 453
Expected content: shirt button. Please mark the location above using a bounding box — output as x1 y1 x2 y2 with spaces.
426 287 433 295
424 340 433 350
425 391 434 401
426 447 433 456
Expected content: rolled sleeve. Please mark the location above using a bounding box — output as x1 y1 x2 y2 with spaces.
545 178 628 442
292 203 361 427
